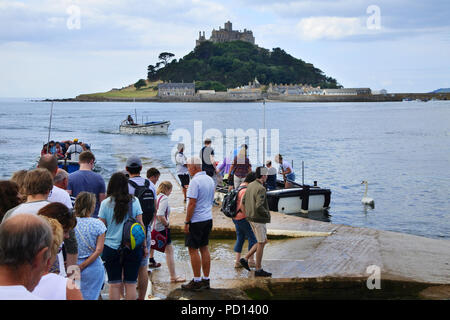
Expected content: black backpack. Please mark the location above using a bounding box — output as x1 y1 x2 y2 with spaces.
128 179 155 228
221 186 247 218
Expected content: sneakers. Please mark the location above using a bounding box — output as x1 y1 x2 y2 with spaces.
181 279 204 291
255 269 272 277
201 278 210 289
239 258 251 271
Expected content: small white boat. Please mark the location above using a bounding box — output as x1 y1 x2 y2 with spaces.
266 180 331 214
119 120 170 135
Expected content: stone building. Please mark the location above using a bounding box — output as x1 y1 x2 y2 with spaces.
157 83 195 97
196 21 255 47
322 88 371 95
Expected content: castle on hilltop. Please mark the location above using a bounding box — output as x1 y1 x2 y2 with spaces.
196 21 255 47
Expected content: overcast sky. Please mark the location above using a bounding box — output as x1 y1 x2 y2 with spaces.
0 0 449 98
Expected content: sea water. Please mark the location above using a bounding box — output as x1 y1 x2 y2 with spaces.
0 98 449 240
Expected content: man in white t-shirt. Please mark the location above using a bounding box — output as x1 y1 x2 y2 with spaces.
0 214 53 300
181 157 215 291
1 168 53 223
65 139 83 162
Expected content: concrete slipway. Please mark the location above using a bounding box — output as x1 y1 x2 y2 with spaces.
125 165 450 300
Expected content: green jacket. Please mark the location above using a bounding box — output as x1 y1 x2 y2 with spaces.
242 180 270 224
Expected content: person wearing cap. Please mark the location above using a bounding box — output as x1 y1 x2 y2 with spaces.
65 139 83 162
175 143 190 202
125 155 156 300
67 151 106 218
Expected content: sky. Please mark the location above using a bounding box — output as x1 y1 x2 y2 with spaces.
0 0 449 98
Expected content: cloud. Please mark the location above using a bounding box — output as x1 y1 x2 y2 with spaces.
296 16 369 40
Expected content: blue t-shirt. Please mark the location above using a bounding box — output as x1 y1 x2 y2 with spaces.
187 171 215 223
68 170 106 218
98 197 142 250
75 217 106 259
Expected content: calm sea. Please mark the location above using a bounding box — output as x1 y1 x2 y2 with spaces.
0 98 449 240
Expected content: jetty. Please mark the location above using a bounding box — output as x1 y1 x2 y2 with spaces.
136 167 450 300
102 163 450 300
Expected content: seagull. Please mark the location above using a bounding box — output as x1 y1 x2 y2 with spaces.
361 180 375 208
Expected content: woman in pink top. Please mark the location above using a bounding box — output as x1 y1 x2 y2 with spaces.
232 172 257 268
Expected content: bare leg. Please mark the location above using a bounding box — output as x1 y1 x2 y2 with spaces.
255 242 266 270
165 244 176 279
124 283 137 300
199 246 211 278
109 283 121 300
137 266 148 300
188 247 202 278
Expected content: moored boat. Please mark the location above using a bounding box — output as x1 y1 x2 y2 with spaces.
266 180 331 214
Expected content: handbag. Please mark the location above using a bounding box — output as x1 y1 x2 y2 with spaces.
150 195 169 253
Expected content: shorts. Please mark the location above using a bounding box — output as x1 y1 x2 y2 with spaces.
249 221 267 243
178 174 190 188
185 219 213 249
102 245 143 284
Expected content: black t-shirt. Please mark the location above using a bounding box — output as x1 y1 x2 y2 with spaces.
200 146 215 173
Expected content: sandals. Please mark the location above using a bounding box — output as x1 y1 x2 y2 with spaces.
170 276 186 283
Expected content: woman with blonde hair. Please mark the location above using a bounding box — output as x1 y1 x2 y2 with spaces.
32 217 83 300
154 181 185 283
73 192 106 300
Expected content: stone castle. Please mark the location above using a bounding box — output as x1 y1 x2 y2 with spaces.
196 21 255 47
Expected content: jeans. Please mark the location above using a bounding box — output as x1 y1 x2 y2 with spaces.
232 218 257 253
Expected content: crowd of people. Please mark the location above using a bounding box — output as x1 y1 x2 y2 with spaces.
0 138 294 300
41 139 91 161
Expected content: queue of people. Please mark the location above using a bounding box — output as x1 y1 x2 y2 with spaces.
0 139 296 300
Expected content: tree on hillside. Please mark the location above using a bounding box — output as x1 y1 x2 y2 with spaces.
158 52 175 67
134 79 147 89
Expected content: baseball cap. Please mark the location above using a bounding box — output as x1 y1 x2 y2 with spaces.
126 155 142 168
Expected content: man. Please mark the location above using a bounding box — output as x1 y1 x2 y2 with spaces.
67 151 106 218
38 155 72 210
146 167 161 268
54 168 69 191
240 166 272 277
199 138 216 179
1 168 53 222
37 154 78 274
181 157 215 291
265 160 278 191
0 214 53 299
126 155 155 300
65 138 83 162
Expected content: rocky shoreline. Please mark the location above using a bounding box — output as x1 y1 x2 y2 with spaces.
41 92 450 103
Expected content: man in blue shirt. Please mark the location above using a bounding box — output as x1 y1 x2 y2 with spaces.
67 151 106 218
181 157 215 291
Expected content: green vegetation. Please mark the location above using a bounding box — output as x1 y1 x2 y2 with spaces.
134 79 147 89
147 41 341 89
76 80 161 100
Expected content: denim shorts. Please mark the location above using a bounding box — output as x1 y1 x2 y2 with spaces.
102 245 143 284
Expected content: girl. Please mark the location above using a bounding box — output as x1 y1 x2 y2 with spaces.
154 181 185 283
74 192 106 300
98 172 147 300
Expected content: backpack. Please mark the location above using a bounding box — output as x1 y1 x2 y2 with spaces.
121 200 146 250
221 186 247 218
128 179 155 228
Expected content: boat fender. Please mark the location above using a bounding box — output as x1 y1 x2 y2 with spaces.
301 185 310 212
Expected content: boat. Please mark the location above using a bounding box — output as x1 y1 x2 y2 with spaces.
119 119 171 135
215 179 331 214
57 158 80 173
266 180 331 214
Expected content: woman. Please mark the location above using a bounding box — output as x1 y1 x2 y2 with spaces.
154 181 185 283
10 169 28 202
73 192 106 300
0 181 22 221
275 154 295 188
32 216 83 300
98 172 147 300
38 202 78 276
233 172 257 269
230 147 252 189
175 143 190 202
